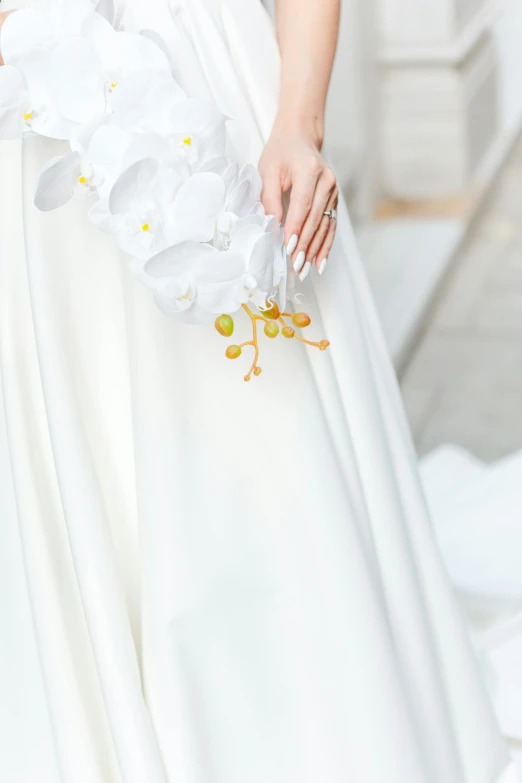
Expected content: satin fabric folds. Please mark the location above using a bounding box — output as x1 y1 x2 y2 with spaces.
0 0 517 781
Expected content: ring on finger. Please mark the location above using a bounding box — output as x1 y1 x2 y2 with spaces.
323 208 337 221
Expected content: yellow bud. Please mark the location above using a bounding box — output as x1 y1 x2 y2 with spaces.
215 314 234 337
282 326 295 339
264 321 279 339
319 340 330 351
253 367 262 376
226 344 242 359
292 312 311 328
261 302 280 320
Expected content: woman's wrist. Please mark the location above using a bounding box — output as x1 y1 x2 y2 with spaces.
270 110 325 150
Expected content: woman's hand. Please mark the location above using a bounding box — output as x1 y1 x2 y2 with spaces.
0 11 16 66
259 124 338 281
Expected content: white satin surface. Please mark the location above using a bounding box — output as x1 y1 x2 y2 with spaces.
0 0 517 781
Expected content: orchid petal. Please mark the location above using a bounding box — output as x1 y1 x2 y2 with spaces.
229 223 262 260
89 199 123 233
167 98 226 160
237 164 263 203
48 39 105 123
122 133 171 168
34 152 80 211
109 157 159 215
154 291 213 324
166 173 225 243
115 32 171 73
226 179 251 217
222 161 240 193
197 280 244 315
0 67 25 139
0 10 54 64
197 156 230 176
0 105 22 140
140 29 175 72
0 65 26 109
145 242 220 278
95 0 116 25
81 11 118 71
249 232 275 292
87 124 133 168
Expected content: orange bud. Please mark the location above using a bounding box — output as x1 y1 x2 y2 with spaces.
215 314 234 337
282 326 295 339
261 302 280 320
226 344 242 359
319 340 330 351
292 312 311 328
253 367 262 376
264 321 280 338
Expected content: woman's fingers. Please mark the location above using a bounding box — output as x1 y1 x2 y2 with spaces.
307 187 338 271
291 168 336 281
315 199 338 275
284 159 322 261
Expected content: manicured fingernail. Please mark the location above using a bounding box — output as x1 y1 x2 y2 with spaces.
293 250 306 274
299 261 312 282
286 234 298 255
318 257 328 275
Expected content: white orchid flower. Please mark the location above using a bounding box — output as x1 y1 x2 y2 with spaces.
139 241 246 324
4 0 287 337
35 12 171 128
89 156 174 259
81 11 170 96
34 124 132 211
225 216 286 310
112 75 226 168
0 50 76 140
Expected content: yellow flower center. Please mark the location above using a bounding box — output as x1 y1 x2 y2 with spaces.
78 176 87 185
141 223 149 232
183 137 192 146
24 112 33 122
111 82 118 89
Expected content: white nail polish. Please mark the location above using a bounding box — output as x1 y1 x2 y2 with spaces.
286 234 298 255
318 257 328 275
299 261 312 282
293 250 306 273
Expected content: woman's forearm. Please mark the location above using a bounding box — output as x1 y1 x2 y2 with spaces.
274 0 340 146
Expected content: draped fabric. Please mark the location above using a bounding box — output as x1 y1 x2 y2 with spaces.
0 1 517 781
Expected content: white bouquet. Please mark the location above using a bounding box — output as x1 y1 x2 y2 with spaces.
0 0 329 380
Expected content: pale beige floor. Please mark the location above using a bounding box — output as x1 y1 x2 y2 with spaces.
400 136 522 462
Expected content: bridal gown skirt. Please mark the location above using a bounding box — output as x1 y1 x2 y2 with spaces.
0 0 518 781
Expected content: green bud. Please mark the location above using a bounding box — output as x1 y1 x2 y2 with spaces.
264 321 280 339
215 314 234 337
226 344 242 359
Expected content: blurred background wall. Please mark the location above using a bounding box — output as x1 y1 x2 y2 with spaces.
324 0 522 462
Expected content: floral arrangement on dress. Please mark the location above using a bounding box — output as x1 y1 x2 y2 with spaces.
0 0 329 380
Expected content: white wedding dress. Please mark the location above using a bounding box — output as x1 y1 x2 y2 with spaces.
0 1 519 782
